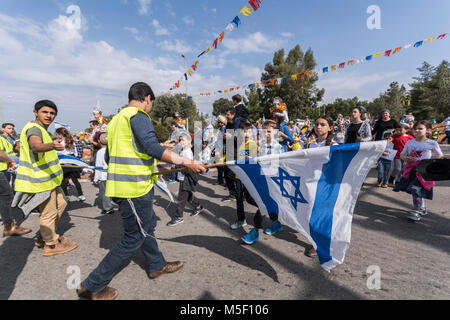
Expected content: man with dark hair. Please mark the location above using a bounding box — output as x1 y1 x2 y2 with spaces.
77 82 206 300
1 122 17 187
232 94 249 130
13 100 77 256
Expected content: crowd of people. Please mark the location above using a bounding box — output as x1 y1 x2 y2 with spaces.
166 95 446 228
0 82 447 300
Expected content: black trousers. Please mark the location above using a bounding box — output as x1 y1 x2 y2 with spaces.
224 166 237 197
61 170 83 196
235 179 278 229
176 180 200 218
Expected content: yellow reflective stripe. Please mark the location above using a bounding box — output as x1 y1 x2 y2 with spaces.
19 159 60 171
16 169 63 183
107 173 152 183
109 156 154 166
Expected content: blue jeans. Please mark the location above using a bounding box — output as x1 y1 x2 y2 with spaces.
392 158 405 183
377 158 392 184
82 189 166 292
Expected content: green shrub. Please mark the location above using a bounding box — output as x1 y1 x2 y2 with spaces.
154 124 170 143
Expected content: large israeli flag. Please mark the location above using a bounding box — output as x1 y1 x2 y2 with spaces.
229 141 386 271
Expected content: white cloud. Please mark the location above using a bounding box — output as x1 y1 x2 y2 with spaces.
157 39 193 54
223 32 285 54
281 32 294 38
124 26 144 42
137 0 152 15
242 66 262 80
151 19 171 36
182 16 195 26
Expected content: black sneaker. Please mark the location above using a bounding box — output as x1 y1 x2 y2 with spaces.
167 217 184 227
191 206 204 217
221 196 235 202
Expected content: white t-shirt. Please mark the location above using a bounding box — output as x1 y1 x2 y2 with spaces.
94 147 108 182
177 148 193 181
308 139 338 149
57 140 76 156
401 139 443 161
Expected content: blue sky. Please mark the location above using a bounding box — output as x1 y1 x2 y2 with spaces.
0 0 449 132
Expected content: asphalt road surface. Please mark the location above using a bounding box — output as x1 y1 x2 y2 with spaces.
1 168 449 300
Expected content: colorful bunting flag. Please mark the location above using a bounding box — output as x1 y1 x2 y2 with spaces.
240 6 253 17
248 0 262 11
191 32 447 97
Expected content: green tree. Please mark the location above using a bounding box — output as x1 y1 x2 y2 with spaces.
174 94 197 120
244 86 263 123
259 45 325 120
368 82 407 121
151 95 180 126
212 98 233 117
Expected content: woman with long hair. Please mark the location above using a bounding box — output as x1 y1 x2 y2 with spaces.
55 128 86 202
345 106 372 144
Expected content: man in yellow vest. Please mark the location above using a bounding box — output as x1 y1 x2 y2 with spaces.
77 82 206 300
1 137 31 237
14 100 78 256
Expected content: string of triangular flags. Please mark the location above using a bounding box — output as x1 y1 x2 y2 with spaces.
167 0 264 93
185 32 447 98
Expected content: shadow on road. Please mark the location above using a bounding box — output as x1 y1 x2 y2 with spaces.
0 208 34 300
160 235 280 283
354 200 450 254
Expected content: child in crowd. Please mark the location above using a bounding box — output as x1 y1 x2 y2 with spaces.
306 116 338 149
200 140 212 175
94 133 114 215
303 116 338 257
393 120 444 222
167 132 203 227
240 120 284 245
334 122 346 144
389 124 414 186
55 128 85 202
377 132 394 188
231 122 259 231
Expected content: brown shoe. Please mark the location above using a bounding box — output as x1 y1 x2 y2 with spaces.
3 222 32 237
77 285 118 300
35 235 69 248
43 241 78 256
149 261 184 279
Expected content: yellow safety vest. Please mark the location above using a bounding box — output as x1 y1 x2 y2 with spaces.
14 122 63 193
105 107 158 198
0 136 14 171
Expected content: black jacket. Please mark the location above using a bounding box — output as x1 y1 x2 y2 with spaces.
234 103 249 119
177 170 199 192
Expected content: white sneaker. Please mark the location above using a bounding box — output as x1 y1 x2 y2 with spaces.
418 207 428 216
408 211 421 221
230 220 247 230
78 195 86 202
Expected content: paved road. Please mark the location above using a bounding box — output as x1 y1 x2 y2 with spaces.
1 168 449 300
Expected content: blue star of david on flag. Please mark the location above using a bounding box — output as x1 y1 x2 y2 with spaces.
271 167 308 210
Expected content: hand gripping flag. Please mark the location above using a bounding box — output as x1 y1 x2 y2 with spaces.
229 141 386 271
